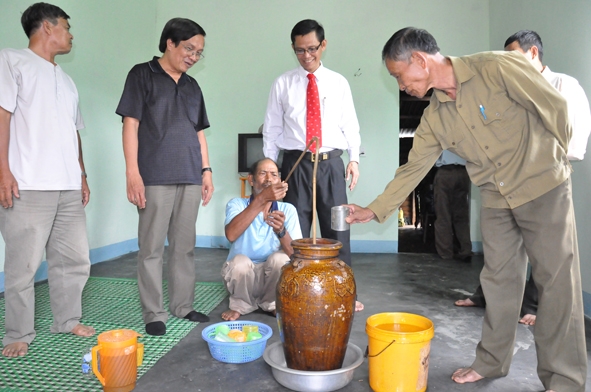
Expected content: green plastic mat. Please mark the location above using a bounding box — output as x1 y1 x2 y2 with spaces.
0 277 228 392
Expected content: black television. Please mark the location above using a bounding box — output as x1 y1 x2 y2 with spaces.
238 133 283 173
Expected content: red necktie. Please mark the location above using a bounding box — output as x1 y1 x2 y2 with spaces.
306 73 322 153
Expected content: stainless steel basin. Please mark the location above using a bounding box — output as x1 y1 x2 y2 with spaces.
263 341 364 392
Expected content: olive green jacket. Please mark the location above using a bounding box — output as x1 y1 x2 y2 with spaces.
369 50 571 223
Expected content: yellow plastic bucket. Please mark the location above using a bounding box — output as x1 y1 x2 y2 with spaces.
366 312 434 392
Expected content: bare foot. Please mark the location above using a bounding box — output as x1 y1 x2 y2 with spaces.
221 309 241 321
71 324 95 337
519 314 536 326
452 367 484 384
2 342 28 358
454 298 476 307
355 301 364 312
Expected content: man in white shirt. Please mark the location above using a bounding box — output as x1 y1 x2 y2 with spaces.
0 3 95 358
504 30 591 161
455 29 591 326
262 19 363 311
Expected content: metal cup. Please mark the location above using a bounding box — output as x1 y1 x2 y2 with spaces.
331 206 350 231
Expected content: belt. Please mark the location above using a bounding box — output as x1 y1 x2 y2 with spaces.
437 164 466 170
284 149 343 162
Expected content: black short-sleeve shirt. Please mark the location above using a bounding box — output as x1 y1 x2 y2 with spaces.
116 57 210 186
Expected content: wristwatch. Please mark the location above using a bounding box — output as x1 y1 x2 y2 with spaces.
202 167 212 174
276 227 286 239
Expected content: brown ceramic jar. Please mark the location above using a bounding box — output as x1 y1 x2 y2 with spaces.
276 238 356 371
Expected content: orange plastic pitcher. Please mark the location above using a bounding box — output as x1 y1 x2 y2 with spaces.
92 329 144 392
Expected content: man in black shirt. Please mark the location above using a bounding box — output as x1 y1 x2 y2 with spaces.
116 18 213 336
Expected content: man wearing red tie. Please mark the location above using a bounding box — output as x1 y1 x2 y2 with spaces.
263 19 363 311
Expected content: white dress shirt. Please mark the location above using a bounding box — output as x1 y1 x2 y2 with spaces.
542 66 591 161
263 63 360 162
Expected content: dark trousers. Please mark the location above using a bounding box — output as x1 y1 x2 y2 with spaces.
469 272 539 316
281 150 351 266
433 165 472 259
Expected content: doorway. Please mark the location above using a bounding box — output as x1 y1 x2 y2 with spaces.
397 90 437 254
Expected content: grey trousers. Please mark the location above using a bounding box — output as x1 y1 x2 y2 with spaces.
472 179 587 392
137 185 201 324
1 190 90 346
221 252 290 314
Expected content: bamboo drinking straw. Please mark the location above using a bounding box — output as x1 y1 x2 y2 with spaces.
282 137 320 244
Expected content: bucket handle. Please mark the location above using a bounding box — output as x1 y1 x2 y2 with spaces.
91 344 106 386
137 342 144 366
365 339 396 358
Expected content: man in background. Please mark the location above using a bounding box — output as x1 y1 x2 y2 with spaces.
221 158 302 321
262 19 363 310
117 18 214 336
0 2 95 357
433 150 472 261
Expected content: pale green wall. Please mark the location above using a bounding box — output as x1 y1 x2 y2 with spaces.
153 0 490 248
0 0 490 276
2 0 589 307
0 0 490 271
0 0 159 275
489 0 591 295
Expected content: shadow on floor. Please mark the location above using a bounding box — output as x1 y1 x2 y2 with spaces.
397 225 437 254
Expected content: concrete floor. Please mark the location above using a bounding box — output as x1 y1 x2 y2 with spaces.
89 247 591 392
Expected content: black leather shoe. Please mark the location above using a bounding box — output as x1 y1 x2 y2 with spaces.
184 310 210 323
145 321 166 336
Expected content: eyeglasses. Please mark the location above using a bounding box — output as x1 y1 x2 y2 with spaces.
183 45 205 59
294 43 322 56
